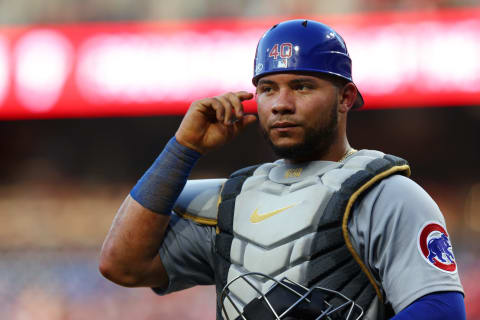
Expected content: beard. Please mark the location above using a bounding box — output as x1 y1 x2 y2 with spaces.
261 103 338 161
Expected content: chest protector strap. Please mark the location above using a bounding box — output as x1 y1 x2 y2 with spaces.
214 164 260 313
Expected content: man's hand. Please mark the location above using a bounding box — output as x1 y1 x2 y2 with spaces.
175 91 257 154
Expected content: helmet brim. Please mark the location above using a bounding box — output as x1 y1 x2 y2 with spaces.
253 70 365 109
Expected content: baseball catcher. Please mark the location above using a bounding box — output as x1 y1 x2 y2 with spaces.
100 20 466 319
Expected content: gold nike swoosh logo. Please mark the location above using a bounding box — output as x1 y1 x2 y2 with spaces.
250 203 297 223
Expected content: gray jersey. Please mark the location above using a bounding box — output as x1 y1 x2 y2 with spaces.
154 162 463 316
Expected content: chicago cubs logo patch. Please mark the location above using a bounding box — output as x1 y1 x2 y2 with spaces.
417 222 457 273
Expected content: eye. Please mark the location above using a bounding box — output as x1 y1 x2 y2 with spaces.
294 83 313 91
258 85 273 94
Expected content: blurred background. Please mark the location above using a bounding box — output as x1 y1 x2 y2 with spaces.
0 0 479 319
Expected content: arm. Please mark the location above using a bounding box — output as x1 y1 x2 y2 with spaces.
349 175 464 314
99 91 257 289
99 195 171 288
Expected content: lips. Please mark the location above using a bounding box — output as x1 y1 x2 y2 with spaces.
271 121 298 129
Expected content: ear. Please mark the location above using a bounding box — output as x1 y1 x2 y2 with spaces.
338 83 357 113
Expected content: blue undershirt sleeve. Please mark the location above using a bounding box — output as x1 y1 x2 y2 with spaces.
130 137 201 215
391 291 465 320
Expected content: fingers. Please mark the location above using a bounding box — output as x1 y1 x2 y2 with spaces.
236 114 257 129
178 91 255 154
208 98 225 123
214 95 235 125
210 91 254 126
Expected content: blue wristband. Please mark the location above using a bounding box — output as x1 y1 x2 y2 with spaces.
130 137 201 215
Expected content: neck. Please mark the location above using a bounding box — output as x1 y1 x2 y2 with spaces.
284 137 352 164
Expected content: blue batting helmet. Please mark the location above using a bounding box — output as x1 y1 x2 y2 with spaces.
252 19 364 108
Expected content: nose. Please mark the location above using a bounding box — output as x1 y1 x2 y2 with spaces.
271 88 295 114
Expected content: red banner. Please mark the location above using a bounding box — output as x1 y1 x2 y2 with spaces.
0 8 479 120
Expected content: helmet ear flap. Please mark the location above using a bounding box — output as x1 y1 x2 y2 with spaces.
252 19 364 109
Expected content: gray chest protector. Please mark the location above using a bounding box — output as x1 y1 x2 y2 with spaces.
214 151 410 320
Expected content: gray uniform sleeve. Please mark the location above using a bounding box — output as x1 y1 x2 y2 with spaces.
348 174 464 313
153 213 216 295
152 179 222 295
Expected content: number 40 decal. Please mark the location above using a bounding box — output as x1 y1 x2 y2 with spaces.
269 43 293 60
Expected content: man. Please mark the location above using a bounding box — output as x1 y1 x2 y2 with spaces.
99 20 465 319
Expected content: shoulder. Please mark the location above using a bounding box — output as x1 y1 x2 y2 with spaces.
367 174 439 214
174 179 226 225
348 173 446 260
173 164 271 225
350 175 463 311
353 174 444 226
